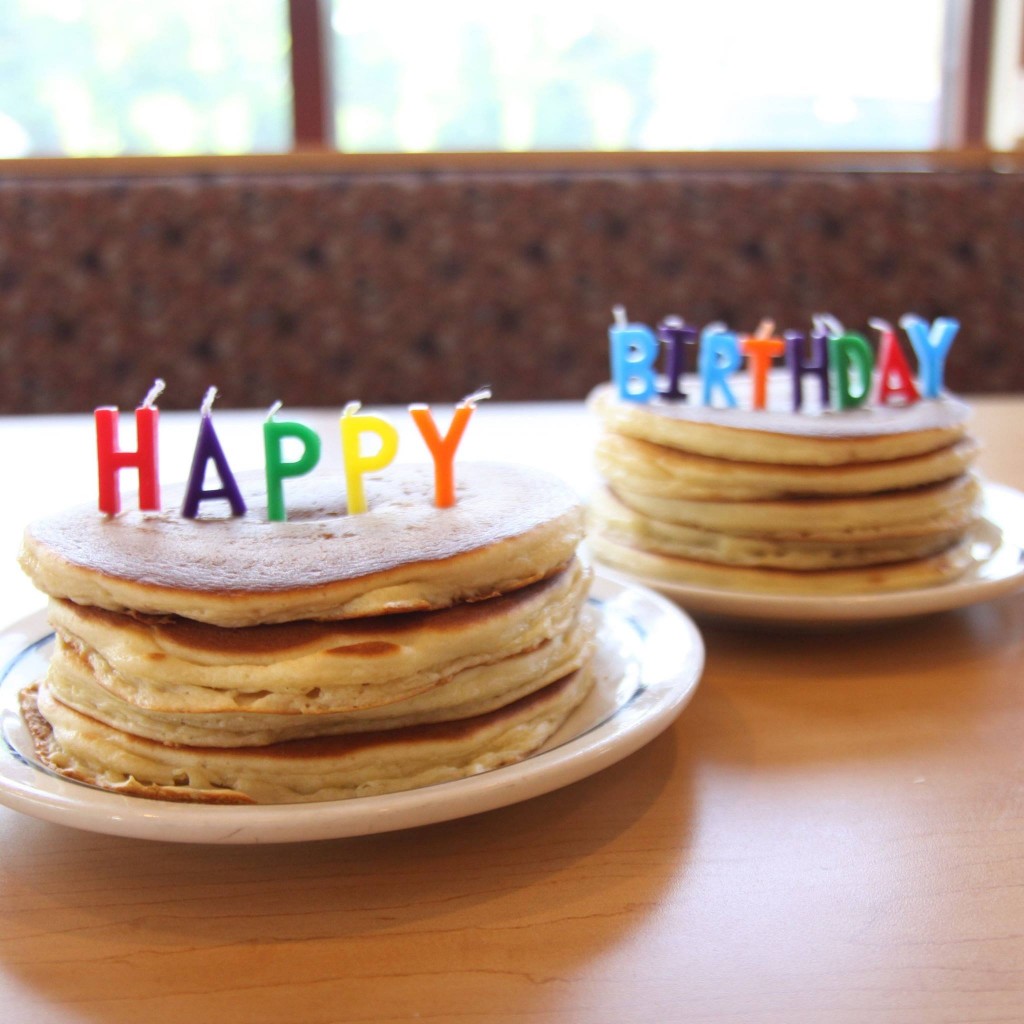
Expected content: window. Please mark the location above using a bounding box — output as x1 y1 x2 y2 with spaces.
0 0 290 157
332 1 950 152
0 0 1012 158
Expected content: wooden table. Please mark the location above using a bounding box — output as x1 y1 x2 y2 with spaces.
1 398 1022 1024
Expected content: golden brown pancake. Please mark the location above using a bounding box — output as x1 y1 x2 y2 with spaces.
19 461 597 803
590 379 971 465
588 378 981 595
19 462 585 626
589 486 967 570
588 531 976 595
43 620 596 746
604 475 982 542
45 558 592 716
596 432 979 501
22 663 594 804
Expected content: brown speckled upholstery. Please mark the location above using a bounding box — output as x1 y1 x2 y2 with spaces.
0 167 1021 413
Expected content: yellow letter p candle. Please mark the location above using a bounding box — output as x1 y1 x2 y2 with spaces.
339 402 399 514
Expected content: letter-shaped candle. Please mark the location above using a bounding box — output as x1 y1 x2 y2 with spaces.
609 304 658 403
340 402 399 514
95 378 164 515
829 332 875 410
181 387 247 518
656 317 698 400
870 318 920 406
899 314 959 398
741 319 786 410
698 323 741 408
785 324 831 412
263 402 322 522
409 387 489 508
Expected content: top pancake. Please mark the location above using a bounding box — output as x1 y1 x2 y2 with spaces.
590 377 971 466
20 462 584 627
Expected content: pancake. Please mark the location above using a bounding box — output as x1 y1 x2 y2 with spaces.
43 617 596 746
19 460 597 804
19 462 584 627
588 374 982 595
589 486 966 570
45 558 591 716
588 531 976 595
21 663 594 804
590 379 971 465
596 433 979 501
606 474 982 542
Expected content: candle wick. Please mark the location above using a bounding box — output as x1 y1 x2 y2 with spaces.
141 378 166 409
461 386 492 407
612 304 628 328
343 401 362 417
266 399 283 422
868 317 894 335
200 386 218 418
754 318 776 339
814 313 844 338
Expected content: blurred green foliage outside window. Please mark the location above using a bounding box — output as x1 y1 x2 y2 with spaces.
0 0 290 157
333 0 949 152
1 0 952 157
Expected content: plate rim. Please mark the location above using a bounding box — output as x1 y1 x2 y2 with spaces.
591 481 1024 624
0 572 703 844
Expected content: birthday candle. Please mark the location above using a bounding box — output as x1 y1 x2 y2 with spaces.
741 319 785 410
181 387 247 519
656 317 698 400
828 331 875 410
785 321 831 412
697 323 741 408
899 314 960 398
609 304 658 403
340 402 399 515
870 318 920 406
263 401 322 522
95 378 163 515
409 387 489 508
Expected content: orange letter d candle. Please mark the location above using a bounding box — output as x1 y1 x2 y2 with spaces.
95 379 164 515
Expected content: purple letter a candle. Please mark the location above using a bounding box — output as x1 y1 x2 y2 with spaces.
181 387 247 519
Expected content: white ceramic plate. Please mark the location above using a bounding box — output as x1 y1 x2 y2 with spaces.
0 573 702 844
594 482 1024 626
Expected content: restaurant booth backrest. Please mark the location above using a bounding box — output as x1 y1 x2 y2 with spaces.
0 164 1021 413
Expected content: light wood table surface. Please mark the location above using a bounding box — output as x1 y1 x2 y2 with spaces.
0 398 1021 1024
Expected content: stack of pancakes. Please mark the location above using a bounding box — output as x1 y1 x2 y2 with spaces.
18 463 596 804
588 377 982 594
